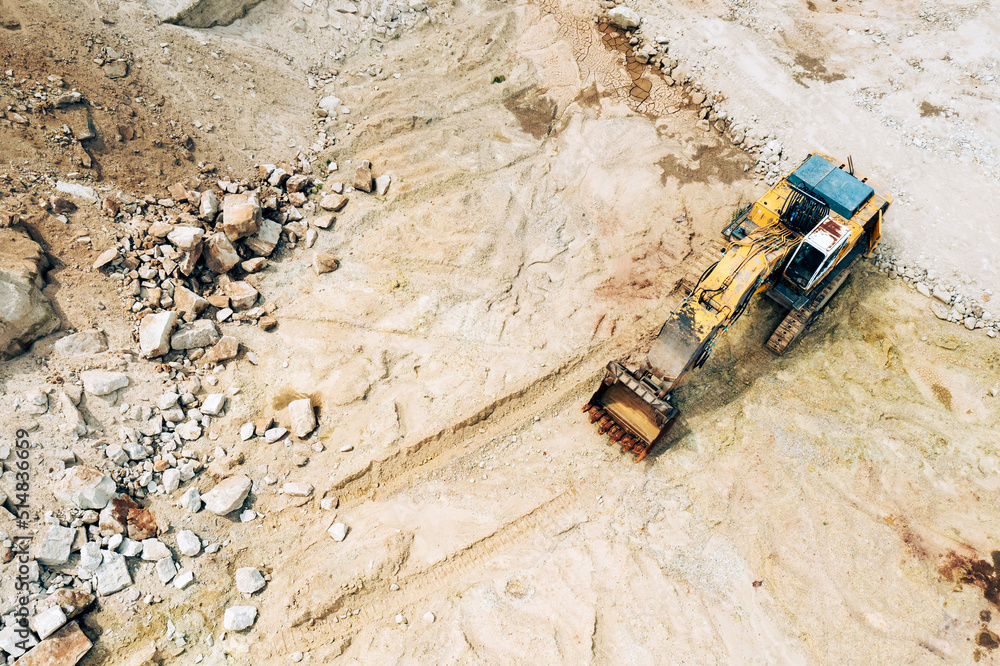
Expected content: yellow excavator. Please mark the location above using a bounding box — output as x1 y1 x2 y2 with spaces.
585 152 893 460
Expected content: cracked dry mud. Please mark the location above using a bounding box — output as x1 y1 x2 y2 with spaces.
0 0 999 664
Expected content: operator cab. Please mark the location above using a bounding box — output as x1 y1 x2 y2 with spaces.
784 216 852 292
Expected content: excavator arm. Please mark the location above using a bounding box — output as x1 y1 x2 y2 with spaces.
585 225 798 460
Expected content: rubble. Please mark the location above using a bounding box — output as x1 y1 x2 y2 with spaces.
33 524 76 565
177 530 201 556
221 191 262 241
170 320 220 349
96 550 132 595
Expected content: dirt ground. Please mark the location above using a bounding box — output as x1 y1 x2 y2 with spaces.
1 0 999 663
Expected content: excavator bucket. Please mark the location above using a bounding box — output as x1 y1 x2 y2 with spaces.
584 362 679 462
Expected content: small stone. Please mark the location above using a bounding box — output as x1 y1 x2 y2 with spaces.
156 557 178 583
328 522 348 542
201 335 239 364
352 163 373 192
175 420 202 441
33 525 76 565
177 530 201 556
223 606 258 631
92 248 119 270
81 370 129 395
423 612 435 623
173 285 210 321
201 393 227 416
259 316 277 331
224 280 259 310
320 497 338 510
119 538 143 557
31 605 69 641
339 444 353 452
174 570 195 589
204 232 240 273
965 316 977 330
288 398 317 437
312 213 334 229
313 252 339 275
240 509 258 522
245 219 282 257
235 567 266 594
16 622 91 664
286 174 311 192
180 487 202 513
916 282 931 298
200 190 220 221
242 257 268 273
216 307 234 322
607 5 640 29
931 302 949 320
104 59 128 78
202 474 252 515
375 174 391 196
932 286 951 304
53 466 116 509
170 320 220 349
163 468 181 493
319 194 348 211
54 329 108 356
395 614 406 624
222 192 262 241
264 427 288 443
141 539 172 561
96 550 132 595
139 311 179 357
282 482 313 497
167 225 205 251
240 422 256 440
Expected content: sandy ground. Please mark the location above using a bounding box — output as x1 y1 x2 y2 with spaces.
0 0 999 663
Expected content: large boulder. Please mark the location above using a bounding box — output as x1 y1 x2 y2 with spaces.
0 227 60 360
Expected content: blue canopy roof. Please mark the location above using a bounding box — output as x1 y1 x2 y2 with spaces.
787 154 874 220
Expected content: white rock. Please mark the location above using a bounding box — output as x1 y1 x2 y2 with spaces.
56 180 97 202
166 225 205 250
224 606 258 631
318 95 343 115
607 5 640 29
79 541 103 572
235 567 266 594
180 487 202 513
174 570 196 589
54 329 108 356
177 530 201 556
328 522 348 542
96 550 133 595
240 509 258 522
171 320 220 350
175 420 202 441
163 468 181 493
288 398 317 438
119 538 143 557
81 370 129 395
0 624 37 658
33 524 76 565
282 482 313 497
264 427 288 443
157 392 180 410
139 311 179 358
53 466 116 509
423 612 435 623
142 539 172 561
32 605 68 640
240 422 256 441
92 247 119 269
202 474 252 515
156 557 178 583
201 393 227 416
200 190 220 221
375 174 391 196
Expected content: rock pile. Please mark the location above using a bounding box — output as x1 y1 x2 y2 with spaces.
871 249 997 337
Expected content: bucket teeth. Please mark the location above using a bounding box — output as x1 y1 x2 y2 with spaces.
588 406 604 423
597 416 614 434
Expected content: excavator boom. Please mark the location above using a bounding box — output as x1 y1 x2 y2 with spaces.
587 152 892 461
